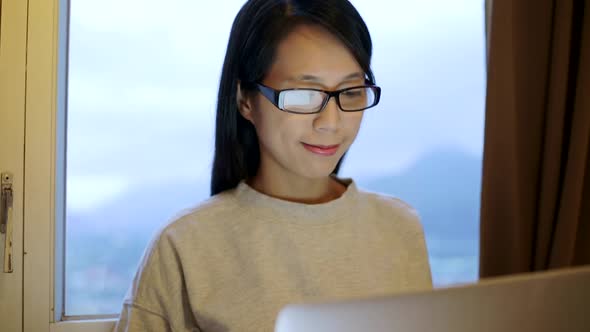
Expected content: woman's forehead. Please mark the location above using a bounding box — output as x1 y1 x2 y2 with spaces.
265 24 364 85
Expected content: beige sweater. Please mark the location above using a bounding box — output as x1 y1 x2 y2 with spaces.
114 178 432 332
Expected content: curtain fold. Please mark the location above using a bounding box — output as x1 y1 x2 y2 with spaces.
480 0 590 277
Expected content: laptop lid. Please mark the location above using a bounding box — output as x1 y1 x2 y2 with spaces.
275 266 590 332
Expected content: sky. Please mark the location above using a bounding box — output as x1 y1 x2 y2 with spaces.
65 0 486 213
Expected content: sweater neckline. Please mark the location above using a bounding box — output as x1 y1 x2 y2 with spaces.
233 176 358 223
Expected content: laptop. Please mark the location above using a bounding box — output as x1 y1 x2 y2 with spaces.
274 266 590 332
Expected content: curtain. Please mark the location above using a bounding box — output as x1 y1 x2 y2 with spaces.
480 0 590 277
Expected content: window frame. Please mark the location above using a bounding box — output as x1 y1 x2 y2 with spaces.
0 0 28 330
23 0 116 330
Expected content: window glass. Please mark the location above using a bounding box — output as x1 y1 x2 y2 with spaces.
65 0 485 315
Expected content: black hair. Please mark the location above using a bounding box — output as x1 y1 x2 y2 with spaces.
211 0 375 196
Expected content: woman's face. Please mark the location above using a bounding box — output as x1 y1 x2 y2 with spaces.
239 24 366 182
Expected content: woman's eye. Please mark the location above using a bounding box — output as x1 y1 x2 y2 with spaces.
343 90 362 97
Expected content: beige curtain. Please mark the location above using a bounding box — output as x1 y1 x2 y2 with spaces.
480 0 590 277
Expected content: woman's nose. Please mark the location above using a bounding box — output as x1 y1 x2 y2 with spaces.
313 97 342 132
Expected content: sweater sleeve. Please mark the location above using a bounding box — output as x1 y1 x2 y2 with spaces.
387 197 434 292
113 227 200 332
409 215 434 290
114 302 173 332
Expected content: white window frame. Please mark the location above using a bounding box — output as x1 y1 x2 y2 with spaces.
0 0 28 330
23 0 115 330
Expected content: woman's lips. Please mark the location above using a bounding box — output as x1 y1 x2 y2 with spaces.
301 142 340 156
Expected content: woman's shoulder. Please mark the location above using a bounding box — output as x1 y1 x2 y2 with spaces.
120 190 244 309
359 188 418 213
351 185 429 246
352 182 422 226
152 188 243 241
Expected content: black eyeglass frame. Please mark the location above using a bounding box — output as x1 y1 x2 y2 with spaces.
252 81 382 114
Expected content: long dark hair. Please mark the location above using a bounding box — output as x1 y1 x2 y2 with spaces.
211 0 375 196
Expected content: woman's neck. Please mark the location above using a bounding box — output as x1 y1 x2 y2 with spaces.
246 172 346 204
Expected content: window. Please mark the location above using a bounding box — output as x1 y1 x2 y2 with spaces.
23 0 486 327
64 0 247 316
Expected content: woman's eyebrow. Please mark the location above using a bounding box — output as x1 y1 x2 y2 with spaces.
340 72 365 82
286 72 365 83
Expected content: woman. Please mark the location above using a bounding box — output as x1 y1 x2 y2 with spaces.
115 0 432 331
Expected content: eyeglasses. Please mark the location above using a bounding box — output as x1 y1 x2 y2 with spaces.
252 82 381 114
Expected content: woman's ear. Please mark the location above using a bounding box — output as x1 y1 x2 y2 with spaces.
236 82 254 123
